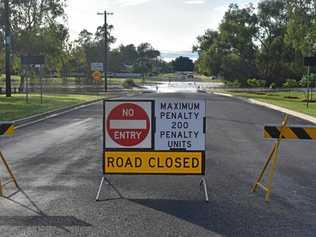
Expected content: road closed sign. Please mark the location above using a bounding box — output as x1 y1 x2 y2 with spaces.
104 151 204 174
104 100 153 149
103 99 205 175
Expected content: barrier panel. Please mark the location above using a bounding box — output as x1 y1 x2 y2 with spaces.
0 123 15 136
96 99 208 201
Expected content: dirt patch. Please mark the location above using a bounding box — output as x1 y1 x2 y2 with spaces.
284 96 300 99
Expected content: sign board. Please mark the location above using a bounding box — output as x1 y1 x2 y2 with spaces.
92 70 102 81
155 100 205 150
104 151 204 174
103 99 206 175
104 100 153 149
91 62 104 72
21 55 45 65
304 57 316 66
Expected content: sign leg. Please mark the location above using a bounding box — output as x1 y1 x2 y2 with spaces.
96 176 105 201
200 178 209 202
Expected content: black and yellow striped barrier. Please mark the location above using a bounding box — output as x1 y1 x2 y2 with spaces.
264 126 316 140
253 115 316 202
0 123 15 136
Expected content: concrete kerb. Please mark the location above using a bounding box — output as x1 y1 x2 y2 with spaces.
14 91 144 129
213 92 316 125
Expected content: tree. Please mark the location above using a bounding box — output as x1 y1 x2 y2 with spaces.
172 56 194 72
194 4 258 84
255 0 298 85
134 43 160 74
0 0 68 90
218 4 258 83
193 30 221 76
194 0 313 86
285 0 316 56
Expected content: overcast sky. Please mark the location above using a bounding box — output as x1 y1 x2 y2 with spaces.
65 0 258 52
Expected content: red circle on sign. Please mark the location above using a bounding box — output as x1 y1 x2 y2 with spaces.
107 103 150 146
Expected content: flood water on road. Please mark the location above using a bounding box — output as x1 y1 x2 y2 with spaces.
143 81 224 93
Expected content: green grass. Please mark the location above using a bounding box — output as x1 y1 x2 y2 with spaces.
109 77 144 85
230 91 316 118
0 93 102 121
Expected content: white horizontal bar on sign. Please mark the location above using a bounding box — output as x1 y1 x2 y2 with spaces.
109 120 147 129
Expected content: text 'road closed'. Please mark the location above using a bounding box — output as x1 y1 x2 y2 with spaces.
104 151 204 174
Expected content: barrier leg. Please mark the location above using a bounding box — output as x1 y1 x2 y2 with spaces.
0 178 2 196
251 114 288 201
0 151 18 188
251 144 276 193
200 178 209 202
96 176 105 201
265 146 280 202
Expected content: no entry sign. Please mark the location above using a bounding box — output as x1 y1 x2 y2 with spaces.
104 100 153 149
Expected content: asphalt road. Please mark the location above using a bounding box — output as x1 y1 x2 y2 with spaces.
0 92 315 237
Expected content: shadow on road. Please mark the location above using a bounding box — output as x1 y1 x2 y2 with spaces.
129 198 316 237
0 188 91 231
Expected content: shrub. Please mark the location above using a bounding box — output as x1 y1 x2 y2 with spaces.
247 78 257 88
269 82 277 89
247 78 266 88
122 79 136 89
224 80 241 88
283 79 298 89
283 79 298 97
257 80 266 88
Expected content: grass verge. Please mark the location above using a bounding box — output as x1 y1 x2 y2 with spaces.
0 93 102 121
229 91 316 118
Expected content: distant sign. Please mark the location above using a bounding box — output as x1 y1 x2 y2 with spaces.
91 62 104 72
104 100 153 149
21 55 45 65
304 57 316 66
155 100 205 150
92 71 102 81
103 99 205 175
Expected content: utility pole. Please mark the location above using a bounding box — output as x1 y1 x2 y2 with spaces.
97 11 113 92
4 0 11 97
104 11 108 92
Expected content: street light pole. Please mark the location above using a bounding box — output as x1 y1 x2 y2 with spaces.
4 0 11 97
98 11 113 93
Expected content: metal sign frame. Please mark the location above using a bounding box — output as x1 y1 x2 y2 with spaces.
97 99 208 201
102 99 206 175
